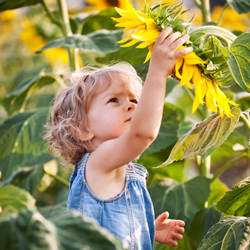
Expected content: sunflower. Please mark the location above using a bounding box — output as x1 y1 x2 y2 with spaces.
112 0 238 118
112 0 161 62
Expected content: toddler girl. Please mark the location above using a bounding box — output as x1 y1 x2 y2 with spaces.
45 27 192 249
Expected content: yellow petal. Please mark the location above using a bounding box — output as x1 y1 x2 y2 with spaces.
175 58 183 79
179 62 194 89
120 38 139 47
193 67 207 104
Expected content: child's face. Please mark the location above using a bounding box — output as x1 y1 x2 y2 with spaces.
87 75 138 147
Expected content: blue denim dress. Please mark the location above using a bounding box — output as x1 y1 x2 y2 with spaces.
67 153 155 250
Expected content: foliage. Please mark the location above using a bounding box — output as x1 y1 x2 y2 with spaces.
0 0 250 249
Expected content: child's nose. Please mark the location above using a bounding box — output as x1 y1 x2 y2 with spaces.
127 102 136 111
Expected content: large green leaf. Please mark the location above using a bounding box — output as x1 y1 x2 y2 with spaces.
142 103 184 157
228 33 250 92
197 217 250 250
37 29 123 55
0 0 41 11
0 185 36 212
0 208 124 250
227 0 250 14
0 109 50 179
160 107 241 167
149 176 211 228
79 8 120 34
187 205 221 248
3 70 58 115
216 176 250 216
208 178 228 206
0 165 45 195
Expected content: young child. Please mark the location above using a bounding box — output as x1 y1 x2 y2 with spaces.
45 27 192 249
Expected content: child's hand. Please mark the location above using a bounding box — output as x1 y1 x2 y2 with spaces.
155 212 185 247
149 27 193 79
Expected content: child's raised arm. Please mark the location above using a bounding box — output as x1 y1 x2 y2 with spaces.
89 27 192 172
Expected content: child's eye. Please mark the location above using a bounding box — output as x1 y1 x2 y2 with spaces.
130 99 138 104
108 98 118 103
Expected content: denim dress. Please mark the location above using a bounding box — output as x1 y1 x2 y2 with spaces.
67 153 155 250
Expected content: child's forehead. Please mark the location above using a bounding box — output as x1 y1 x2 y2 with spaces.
103 78 137 96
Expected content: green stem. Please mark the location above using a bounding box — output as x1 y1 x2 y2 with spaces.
40 0 63 30
57 0 79 71
217 3 229 26
197 155 211 177
196 0 211 24
211 153 249 182
45 171 70 188
240 113 250 131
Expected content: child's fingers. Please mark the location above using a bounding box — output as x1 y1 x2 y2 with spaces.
170 34 190 51
173 232 183 241
156 211 169 222
176 46 193 57
169 239 178 247
176 226 185 234
155 27 172 45
175 220 185 227
162 31 182 47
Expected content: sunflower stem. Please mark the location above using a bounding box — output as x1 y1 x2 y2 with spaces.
211 153 249 182
197 0 211 24
197 155 211 177
44 171 70 188
240 113 250 131
40 0 63 30
217 3 229 26
57 0 79 71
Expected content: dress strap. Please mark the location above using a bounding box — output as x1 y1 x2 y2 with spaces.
76 153 90 175
126 162 148 182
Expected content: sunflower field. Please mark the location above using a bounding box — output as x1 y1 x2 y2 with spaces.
0 0 250 249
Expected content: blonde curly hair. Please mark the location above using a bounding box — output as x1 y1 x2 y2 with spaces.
44 62 143 165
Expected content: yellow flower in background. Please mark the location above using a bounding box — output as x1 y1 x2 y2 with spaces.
112 0 160 62
86 0 127 11
20 20 69 65
0 10 16 33
212 6 250 32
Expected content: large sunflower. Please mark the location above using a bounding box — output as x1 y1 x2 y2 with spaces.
112 0 237 118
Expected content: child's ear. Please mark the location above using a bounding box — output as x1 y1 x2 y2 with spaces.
71 127 94 141
77 128 94 141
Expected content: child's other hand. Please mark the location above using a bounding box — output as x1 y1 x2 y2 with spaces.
155 212 185 247
149 27 193 79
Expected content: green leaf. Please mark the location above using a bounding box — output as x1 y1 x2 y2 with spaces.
208 178 228 206
0 185 36 212
197 216 250 250
228 33 250 92
0 0 41 11
160 107 241 167
3 70 58 115
79 8 120 34
149 176 211 228
0 209 124 250
0 165 45 195
216 176 250 216
227 0 250 14
187 205 221 248
37 30 123 55
0 109 49 179
142 103 184 157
